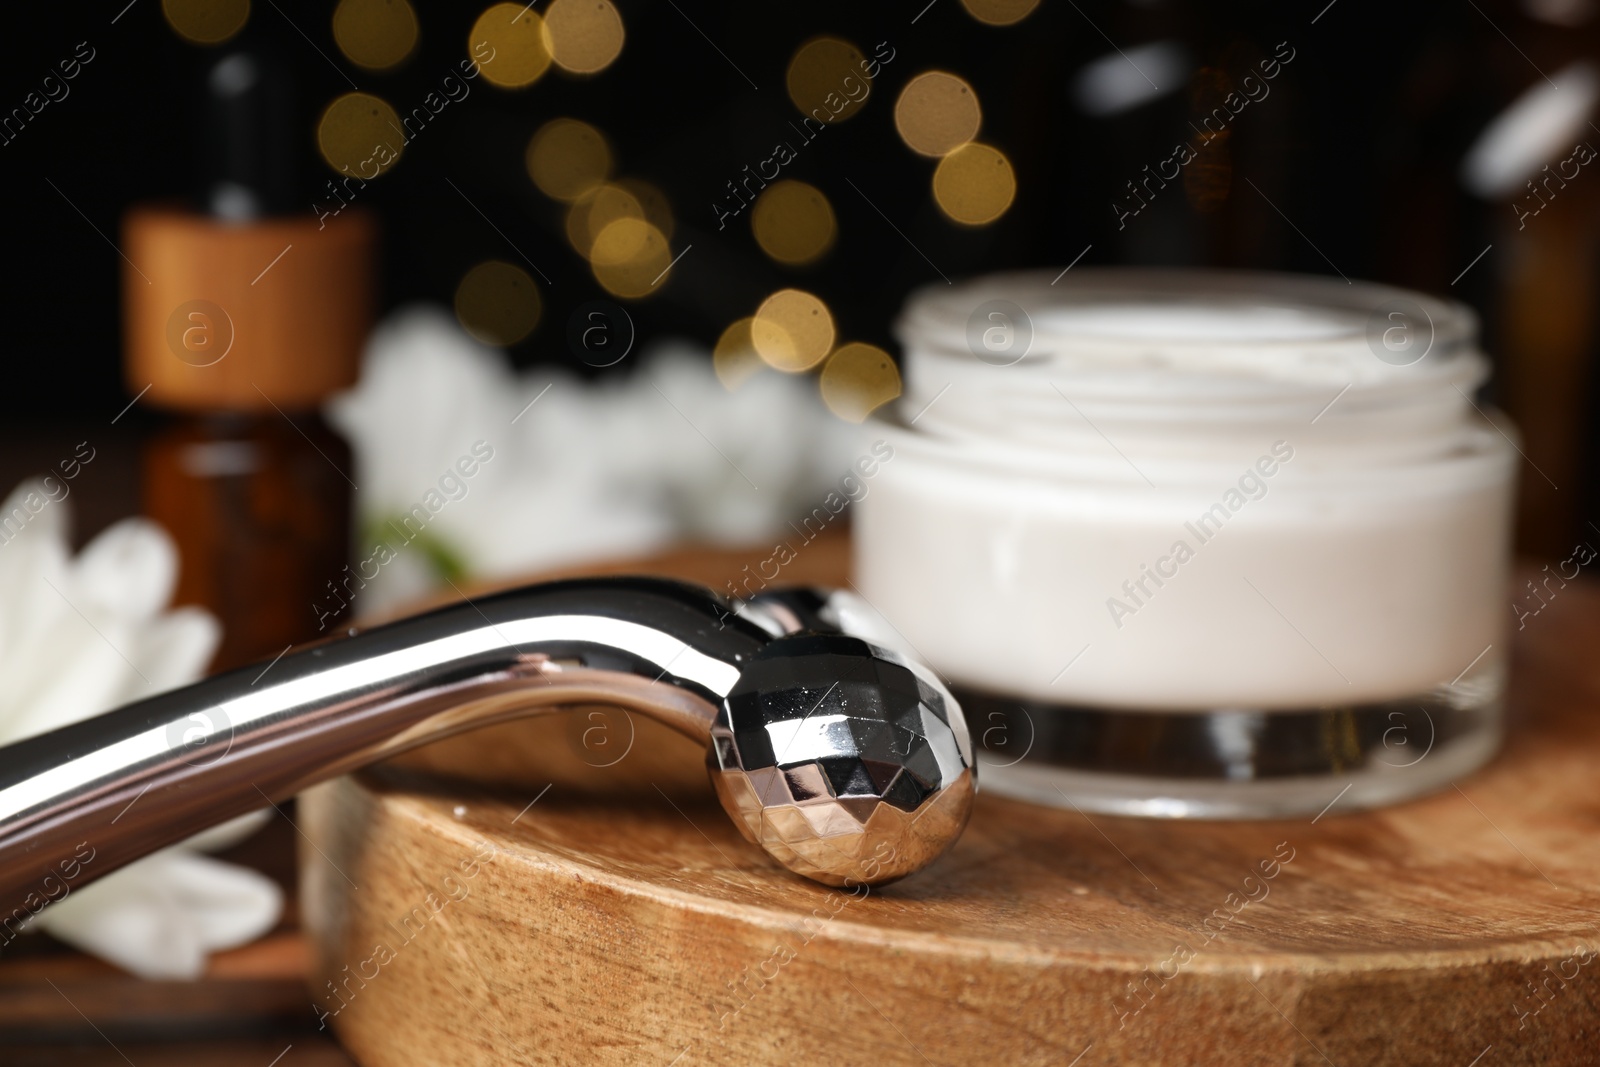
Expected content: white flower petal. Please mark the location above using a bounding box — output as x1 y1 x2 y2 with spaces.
125 607 221 700
31 850 283 981
0 477 70 554
182 809 274 853
0 627 131 744
328 305 858 599
0 478 272 979
71 518 178 622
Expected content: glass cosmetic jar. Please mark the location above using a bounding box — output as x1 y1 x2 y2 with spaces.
855 269 1516 818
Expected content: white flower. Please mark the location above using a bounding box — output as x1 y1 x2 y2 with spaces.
326 305 861 617
0 479 281 980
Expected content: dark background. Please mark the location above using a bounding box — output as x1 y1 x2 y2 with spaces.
0 0 1594 552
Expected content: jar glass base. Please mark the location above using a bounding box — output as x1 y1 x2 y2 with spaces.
964 684 1503 819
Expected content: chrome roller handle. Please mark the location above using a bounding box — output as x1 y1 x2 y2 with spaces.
0 578 975 911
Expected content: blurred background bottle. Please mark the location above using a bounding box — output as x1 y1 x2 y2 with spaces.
122 47 373 670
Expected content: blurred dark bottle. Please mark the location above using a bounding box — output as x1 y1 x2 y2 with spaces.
121 48 373 670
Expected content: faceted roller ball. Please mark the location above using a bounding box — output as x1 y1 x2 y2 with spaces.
708 633 975 886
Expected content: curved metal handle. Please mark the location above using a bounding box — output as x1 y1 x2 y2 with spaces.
0 578 766 916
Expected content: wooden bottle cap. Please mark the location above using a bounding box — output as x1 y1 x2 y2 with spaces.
122 206 374 412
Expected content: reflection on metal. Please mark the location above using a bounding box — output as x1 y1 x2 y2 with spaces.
0 577 973 908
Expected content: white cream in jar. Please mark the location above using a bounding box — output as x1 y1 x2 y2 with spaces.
856 270 1516 817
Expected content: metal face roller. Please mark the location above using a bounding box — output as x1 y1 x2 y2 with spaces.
0 578 975 911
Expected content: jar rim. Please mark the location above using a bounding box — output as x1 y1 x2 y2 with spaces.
900 267 1473 351
894 268 1488 438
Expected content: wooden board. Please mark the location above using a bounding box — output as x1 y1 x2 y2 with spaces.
0 812 356 1064
298 540 1600 1066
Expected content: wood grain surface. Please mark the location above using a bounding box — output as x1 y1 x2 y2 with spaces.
0 812 355 1065
299 539 1600 1066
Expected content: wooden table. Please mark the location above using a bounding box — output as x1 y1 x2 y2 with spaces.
298 542 1600 1066
4 535 1597 1065
0 813 354 1065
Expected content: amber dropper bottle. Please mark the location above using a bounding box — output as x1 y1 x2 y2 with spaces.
121 48 374 671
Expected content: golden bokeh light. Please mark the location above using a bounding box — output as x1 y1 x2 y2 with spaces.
565 180 674 259
713 318 764 391
316 93 404 177
526 119 612 201
544 0 625 74
751 181 836 266
616 178 675 241
752 289 835 372
821 343 902 423
786 37 870 124
470 3 553 88
332 0 418 71
163 0 250 44
590 218 671 298
895 71 982 157
932 142 1016 225
455 260 541 346
960 0 1041 25
566 183 643 257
